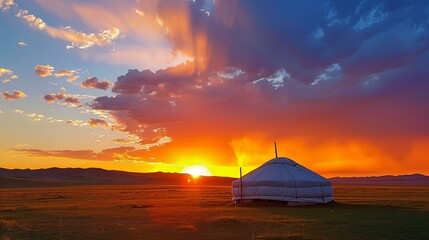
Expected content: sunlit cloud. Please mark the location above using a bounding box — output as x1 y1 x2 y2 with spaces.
0 67 18 83
33 0 190 70
15 8 120 49
134 8 144 17
81 77 111 90
65 119 86 127
18 40 28 46
54 69 79 82
0 68 13 76
2 0 429 177
26 113 44 121
44 93 65 102
0 0 14 11
35 64 54 77
35 65 79 81
66 75 79 82
88 118 109 128
44 93 81 106
85 0 429 175
64 96 80 105
46 117 64 123
2 90 26 100
15 146 139 162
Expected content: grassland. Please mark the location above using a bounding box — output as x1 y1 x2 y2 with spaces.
1 184 428 240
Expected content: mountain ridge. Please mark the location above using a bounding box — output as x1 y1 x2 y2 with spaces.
0 167 235 188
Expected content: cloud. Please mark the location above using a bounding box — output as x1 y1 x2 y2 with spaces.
32 0 190 70
0 67 18 83
88 118 109 128
65 119 86 127
18 40 27 46
44 93 65 102
5 0 428 175
134 8 144 17
0 68 13 76
35 65 79 81
15 146 139 161
15 8 120 49
0 0 14 11
26 113 44 121
87 0 429 175
15 9 46 29
81 77 111 90
64 96 80 105
44 93 80 105
54 69 79 82
54 69 75 77
35 64 54 77
2 90 26 100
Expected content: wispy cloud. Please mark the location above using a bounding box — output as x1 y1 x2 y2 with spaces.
54 69 79 82
15 8 120 49
26 113 44 121
15 146 138 161
65 119 86 127
32 0 189 70
0 67 18 83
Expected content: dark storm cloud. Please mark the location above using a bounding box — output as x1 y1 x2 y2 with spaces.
90 0 429 170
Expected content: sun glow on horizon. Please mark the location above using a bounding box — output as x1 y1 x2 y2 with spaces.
182 165 211 178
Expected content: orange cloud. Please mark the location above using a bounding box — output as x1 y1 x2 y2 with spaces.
88 118 109 128
64 96 80 105
0 67 18 83
15 147 136 161
81 77 111 90
44 93 81 106
35 64 54 77
54 69 79 82
44 93 65 102
2 90 26 100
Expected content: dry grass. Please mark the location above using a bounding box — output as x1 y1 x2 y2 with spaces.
0 184 428 239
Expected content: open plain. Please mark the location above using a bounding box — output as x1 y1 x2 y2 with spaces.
1 184 428 240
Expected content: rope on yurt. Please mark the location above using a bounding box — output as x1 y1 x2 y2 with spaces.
282 164 298 200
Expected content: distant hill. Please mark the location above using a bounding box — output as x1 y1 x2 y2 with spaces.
330 174 429 186
0 167 236 188
1 167 428 188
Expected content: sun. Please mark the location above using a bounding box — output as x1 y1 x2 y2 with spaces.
182 165 211 179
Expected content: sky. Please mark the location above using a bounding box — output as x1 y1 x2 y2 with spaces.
1 0 429 178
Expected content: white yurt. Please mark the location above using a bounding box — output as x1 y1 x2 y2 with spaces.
232 156 334 204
